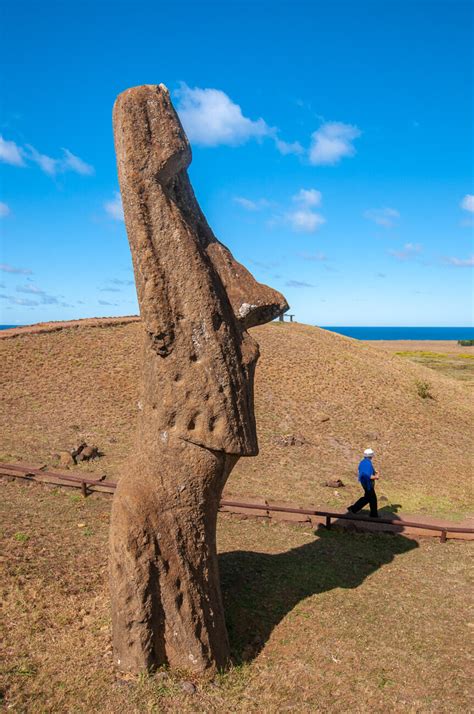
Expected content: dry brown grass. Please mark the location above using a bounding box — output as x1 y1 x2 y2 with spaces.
1 480 472 713
1 320 473 517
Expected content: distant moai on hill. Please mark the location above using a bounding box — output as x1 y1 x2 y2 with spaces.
109 84 288 674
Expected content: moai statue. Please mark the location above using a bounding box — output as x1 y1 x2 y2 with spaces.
109 84 288 675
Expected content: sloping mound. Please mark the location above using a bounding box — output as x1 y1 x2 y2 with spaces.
1 320 472 515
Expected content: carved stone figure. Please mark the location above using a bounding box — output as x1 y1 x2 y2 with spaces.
109 84 288 675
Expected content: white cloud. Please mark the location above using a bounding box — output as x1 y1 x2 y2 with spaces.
274 138 304 156
175 84 271 147
17 284 43 294
299 251 327 261
175 83 301 156
174 84 361 168
61 148 94 176
364 207 400 228
309 121 361 165
110 278 134 286
0 263 32 274
444 255 474 267
460 195 474 213
26 145 59 176
286 209 326 233
0 294 38 307
26 145 94 177
16 284 59 304
285 279 316 288
234 196 271 211
285 188 325 232
104 192 124 221
0 135 25 166
293 188 322 207
1 135 93 176
388 243 422 261
0 201 10 218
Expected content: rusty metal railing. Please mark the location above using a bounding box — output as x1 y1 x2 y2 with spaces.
1 461 473 543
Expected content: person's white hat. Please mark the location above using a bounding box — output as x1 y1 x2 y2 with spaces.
364 448 375 457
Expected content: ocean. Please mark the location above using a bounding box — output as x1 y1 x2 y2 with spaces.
1 324 473 341
320 326 474 341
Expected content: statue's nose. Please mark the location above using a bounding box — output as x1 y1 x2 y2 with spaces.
205 241 288 329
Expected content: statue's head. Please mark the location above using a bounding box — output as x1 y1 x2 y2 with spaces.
114 85 288 456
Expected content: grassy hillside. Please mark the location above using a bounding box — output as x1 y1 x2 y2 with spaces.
1 320 472 516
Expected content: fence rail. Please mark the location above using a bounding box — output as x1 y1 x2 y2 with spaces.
1 461 473 542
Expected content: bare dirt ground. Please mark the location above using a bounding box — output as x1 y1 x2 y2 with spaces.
1 480 472 713
1 319 473 517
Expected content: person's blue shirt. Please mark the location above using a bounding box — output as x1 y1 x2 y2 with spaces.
358 458 375 490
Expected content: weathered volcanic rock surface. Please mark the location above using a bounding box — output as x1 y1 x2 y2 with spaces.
109 84 287 675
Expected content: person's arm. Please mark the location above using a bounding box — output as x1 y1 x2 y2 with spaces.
370 463 379 480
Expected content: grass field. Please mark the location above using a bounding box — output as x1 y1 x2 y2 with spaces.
1 480 472 713
369 340 474 386
1 320 473 517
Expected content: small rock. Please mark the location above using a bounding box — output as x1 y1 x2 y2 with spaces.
320 416 330 423
76 445 100 462
71 442 88 459
324 479 345 488
77 522 86 528
58 451 74 468
114 678 132 688
155 671 169 682
380 495 389 503
181 680 196 694
273 434 306 447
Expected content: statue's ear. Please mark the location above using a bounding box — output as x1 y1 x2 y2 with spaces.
113 84 191 184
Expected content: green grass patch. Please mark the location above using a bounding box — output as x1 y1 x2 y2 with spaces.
396 351 448 359
13 532 30 543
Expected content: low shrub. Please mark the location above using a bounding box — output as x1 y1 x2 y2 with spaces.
415 379 433 399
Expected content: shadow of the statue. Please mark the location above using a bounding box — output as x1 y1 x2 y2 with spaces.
219 526 418 664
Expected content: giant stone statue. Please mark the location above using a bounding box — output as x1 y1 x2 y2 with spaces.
109 84 288 674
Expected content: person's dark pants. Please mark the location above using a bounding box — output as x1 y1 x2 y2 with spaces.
348 486 378 517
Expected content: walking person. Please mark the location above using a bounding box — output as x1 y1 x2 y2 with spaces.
347 448 379 518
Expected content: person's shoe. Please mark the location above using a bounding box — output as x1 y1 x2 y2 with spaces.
346 507 355 514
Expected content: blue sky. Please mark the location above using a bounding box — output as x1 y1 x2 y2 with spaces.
0 0 472 326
